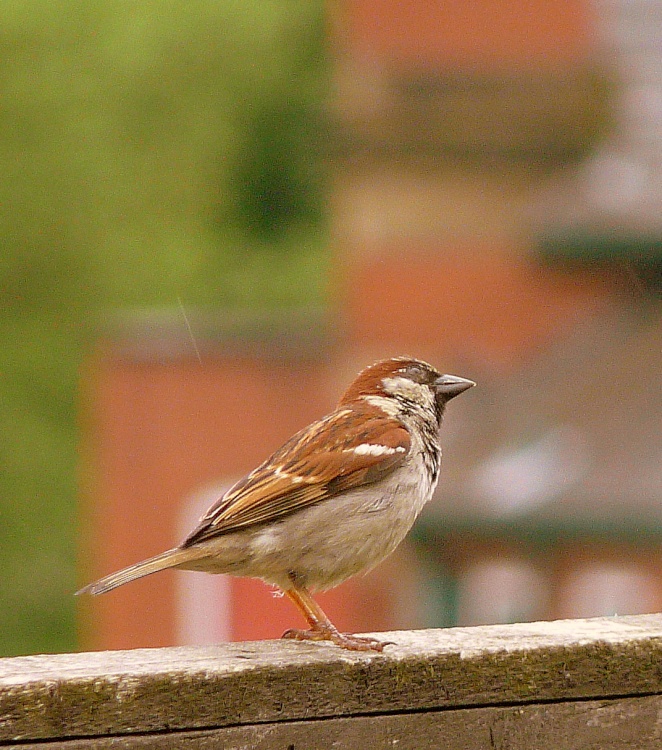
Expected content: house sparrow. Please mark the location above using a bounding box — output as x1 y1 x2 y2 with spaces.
77 357 474 651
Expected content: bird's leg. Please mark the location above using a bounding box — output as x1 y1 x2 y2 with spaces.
281 583 391 652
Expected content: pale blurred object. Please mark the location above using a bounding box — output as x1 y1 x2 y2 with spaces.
456 558 550 626
176 482 234 646
471 425 590 515
559 562 660 618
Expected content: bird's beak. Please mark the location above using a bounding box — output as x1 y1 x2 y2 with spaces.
434 374 475 399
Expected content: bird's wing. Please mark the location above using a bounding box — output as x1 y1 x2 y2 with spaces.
182 405 410 546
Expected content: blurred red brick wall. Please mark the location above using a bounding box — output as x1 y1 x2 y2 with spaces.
340 243 613 371
338 0 593 69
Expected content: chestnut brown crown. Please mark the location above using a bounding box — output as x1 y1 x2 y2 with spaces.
340 357 475 408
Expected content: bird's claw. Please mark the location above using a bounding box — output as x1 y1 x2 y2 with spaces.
281 625 393 652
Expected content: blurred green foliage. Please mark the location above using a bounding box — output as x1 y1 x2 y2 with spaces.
0 0 328 655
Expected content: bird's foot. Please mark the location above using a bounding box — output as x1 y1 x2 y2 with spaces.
281 624 393 652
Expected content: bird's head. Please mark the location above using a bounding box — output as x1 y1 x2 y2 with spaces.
340 357 475 421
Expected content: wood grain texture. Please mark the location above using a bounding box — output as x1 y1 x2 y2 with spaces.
3 614 662 745
8 696 662 749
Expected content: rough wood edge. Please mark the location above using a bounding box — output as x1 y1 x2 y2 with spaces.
2 614 662 742
9 695 662 750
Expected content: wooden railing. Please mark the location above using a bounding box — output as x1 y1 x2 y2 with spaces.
3 613 662 748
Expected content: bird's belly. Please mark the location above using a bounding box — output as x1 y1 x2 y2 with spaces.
236 472 433 591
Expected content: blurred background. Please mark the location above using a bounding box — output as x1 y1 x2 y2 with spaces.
1 0 660 656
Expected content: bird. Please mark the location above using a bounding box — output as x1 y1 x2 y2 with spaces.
77 357 474 651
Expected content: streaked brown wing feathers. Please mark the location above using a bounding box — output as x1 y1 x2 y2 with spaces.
182 407 410 547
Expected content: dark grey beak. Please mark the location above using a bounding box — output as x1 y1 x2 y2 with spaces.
434 374 475 400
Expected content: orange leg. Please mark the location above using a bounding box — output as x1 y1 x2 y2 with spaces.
281 584 392 652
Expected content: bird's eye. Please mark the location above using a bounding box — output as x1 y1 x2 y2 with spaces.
404 365 427 382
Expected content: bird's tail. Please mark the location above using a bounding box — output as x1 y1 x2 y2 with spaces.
76 547 196 596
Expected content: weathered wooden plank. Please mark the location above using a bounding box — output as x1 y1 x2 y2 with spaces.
8 695 662 749
2 614 662 743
